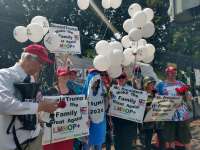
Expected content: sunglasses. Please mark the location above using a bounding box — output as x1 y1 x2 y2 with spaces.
117 75 126 79
100 73 108 77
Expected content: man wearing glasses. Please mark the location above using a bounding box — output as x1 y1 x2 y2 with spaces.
0 44 58 150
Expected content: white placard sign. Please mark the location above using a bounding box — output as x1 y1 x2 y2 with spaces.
109 85 148 123
50 23 81 54
144 95 182 122
194 69 200 86
42 95 89 145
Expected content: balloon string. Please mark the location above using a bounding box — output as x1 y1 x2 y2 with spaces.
132 41 138 77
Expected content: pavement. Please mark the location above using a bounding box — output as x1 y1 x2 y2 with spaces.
103 120 200 150
190 120 200 150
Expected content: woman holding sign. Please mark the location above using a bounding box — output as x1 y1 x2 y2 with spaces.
110 72 138 150
43 67 74 150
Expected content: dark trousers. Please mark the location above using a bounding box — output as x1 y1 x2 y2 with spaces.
142 129 165 150
112 118 137 150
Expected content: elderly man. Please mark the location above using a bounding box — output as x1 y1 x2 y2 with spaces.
0 44 58 150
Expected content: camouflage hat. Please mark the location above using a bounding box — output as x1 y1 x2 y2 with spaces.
143 76 156 89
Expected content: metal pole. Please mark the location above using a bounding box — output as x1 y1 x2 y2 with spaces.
89 0 122 40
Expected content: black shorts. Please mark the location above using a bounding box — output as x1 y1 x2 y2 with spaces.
163 121 191 144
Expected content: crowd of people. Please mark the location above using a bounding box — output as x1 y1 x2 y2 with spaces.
0 44 193 150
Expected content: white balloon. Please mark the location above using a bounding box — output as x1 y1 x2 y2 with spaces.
110 0 122 9
143 54 154 63
31 16 49 35
143 8 154 22
130 41 138 50
13 26 28 43
77 0 90 10
123 48 136 64
110 41 123 51
123 19 137 33
128 3 142 17
136 46 146 61
102 0 111 9
128 28 142 41
146 44 155 56
131 46 138 54
138 39 147 46
44 32 61 52
27 23 44 43
124 48 133 55
110 49 124 66
122 51 132 66
132 11 147 28
108 65 122 78
142 22 155 38
95 40 112 56
121 35 132 48
93 55 111 71
130 54 136 64
122 55 131 66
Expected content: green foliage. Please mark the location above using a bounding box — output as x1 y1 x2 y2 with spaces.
82 49 96 59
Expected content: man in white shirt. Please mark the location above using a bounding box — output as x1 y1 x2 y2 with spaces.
0 44 58 150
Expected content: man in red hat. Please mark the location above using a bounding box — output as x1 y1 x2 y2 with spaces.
156 64 192 150
0 44 58 150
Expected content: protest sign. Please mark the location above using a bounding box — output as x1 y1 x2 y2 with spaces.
144 95 182 122
87 76 105 124
109 85 148 123
42 95 88 145
49 23 81 54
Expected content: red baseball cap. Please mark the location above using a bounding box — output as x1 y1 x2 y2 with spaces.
87 67 99 73
69 69 77 74
56 67 69 77
116 72 127 79
165 66 177 73
24 44 53 64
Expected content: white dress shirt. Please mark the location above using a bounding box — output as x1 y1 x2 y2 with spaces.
0 63 40 150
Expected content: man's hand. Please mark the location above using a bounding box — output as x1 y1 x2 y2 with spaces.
38 101 58 113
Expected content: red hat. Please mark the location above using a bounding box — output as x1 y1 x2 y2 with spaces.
69 69 77 74
116 72 127 79
165 66 177 73
87 67 99 73
24 44 53 64
56 67 69 77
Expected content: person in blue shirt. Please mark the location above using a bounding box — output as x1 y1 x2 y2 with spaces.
82 68 106 150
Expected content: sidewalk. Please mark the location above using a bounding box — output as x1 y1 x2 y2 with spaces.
190 120 200 150
103 120 200 150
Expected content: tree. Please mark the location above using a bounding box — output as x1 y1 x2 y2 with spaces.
0 0 200 87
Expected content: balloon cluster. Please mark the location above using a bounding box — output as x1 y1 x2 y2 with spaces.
13 16 49 43
102 0 122 9
77 0 122 10
13 16 61 52
93 3 156 78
